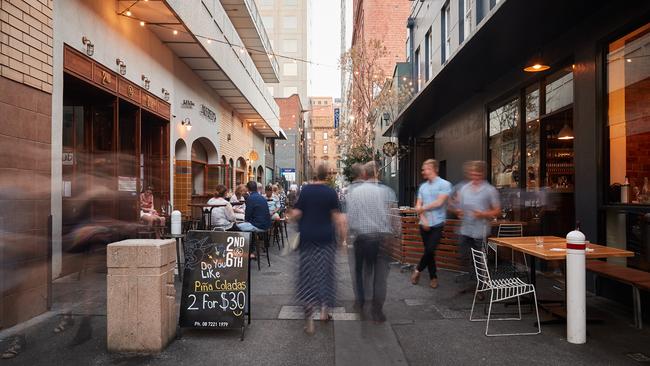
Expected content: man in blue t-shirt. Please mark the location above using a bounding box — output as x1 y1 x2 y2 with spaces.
411 159 452 289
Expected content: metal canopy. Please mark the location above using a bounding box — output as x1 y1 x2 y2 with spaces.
385 0 612 139
117 0 279 137
220 0 280 83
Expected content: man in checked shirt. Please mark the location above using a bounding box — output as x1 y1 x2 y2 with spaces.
346 161 398 322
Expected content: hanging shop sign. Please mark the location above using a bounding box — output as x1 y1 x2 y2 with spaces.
382 141 398 157
334 108 340 128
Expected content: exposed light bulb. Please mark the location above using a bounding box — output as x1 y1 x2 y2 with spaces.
125 10 132 16
140 21 145 26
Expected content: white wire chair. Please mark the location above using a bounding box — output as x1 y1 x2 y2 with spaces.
469 248 541 336
487 223 526 270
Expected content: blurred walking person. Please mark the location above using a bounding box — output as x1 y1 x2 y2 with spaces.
454 161 500 288
346 162 397 322
291 164 345 335
411 159 452 289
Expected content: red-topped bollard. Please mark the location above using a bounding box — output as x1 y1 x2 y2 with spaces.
566 229 586 344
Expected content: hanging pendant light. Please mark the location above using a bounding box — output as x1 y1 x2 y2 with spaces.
524 51 550 72
557 123 574 140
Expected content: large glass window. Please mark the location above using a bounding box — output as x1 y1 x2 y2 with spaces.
489 98 520 188
283 63 297 76
441 2 451 63
545 67 573 113
525 86 540 189
607 23 650 205
283 39 298 53
283 16 297 29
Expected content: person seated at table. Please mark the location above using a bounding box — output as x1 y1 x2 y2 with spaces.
139 185 165 228
230 184 247 221
206 185 236 230
273 184 287 217
233 181 271 233
266 185 281 221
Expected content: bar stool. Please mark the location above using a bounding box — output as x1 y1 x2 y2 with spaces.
250 231 271 270
271 220 284 250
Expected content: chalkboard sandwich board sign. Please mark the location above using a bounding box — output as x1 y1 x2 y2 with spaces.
179 230 251 336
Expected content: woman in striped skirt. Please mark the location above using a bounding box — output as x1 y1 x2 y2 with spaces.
291 164 345 335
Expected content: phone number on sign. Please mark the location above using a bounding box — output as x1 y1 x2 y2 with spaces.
193 321 229 327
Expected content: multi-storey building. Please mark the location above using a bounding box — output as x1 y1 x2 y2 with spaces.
275 94 306 186
255 0 309 102
308 97 338 178
351 0 410 78
0 0 280 328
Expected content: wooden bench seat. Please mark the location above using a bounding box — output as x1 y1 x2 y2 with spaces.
586 260 650 329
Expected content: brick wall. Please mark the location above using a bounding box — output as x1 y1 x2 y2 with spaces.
624 77 650 194
173 160 191 215
0 0 53 329
217 104 265 187
0 0 53 93
352 0 410 76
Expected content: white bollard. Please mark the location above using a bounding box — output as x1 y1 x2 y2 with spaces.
171 210 182 235
566 229 586 344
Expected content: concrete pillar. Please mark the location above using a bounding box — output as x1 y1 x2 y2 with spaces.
106 239 177 353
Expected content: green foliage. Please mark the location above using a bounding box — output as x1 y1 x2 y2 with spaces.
341 146 380 183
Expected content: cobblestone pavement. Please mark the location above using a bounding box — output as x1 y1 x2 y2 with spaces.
1 227 650 365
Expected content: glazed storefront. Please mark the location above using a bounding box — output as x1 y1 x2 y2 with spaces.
389 1 650 313
61 46 170 275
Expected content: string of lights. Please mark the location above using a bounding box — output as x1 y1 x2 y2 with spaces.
116 8 339 69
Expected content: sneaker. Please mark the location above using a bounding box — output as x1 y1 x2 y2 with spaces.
430 278 439 289
410 270 421 285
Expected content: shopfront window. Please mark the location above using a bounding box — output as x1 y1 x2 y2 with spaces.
545 68 573 114
489 98 520 188
525 86 540 189
607 23 650 205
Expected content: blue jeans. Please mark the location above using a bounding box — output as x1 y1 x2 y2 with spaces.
235 222 267 253
236 222 265 232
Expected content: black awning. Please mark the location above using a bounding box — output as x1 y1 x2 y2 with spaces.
386 0 615 138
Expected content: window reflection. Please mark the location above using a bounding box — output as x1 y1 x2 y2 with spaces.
607 23 650 205
489 98 520 188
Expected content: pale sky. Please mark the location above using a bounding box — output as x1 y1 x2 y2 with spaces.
307 0 344 98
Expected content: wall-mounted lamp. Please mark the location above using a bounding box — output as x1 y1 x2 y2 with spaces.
141 74 150 90
227 133 232 141
82 36 94 56
115 58 126 75
181 118 192 131
382 112 391 126
161 88 170 101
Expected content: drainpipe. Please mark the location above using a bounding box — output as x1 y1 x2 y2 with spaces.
407 17 415 83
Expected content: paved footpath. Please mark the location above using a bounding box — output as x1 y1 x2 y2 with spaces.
1 228 650 365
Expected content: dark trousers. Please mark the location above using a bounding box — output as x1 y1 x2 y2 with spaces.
459 235 484 281
354 233 390 311
417 225 444 279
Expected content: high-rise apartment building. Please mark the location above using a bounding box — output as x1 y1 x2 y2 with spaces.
255 0 309 102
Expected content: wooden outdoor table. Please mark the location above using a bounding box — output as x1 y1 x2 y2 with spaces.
489 236 634 325
488 236 634 286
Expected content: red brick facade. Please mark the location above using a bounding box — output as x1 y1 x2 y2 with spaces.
352 0 410 75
